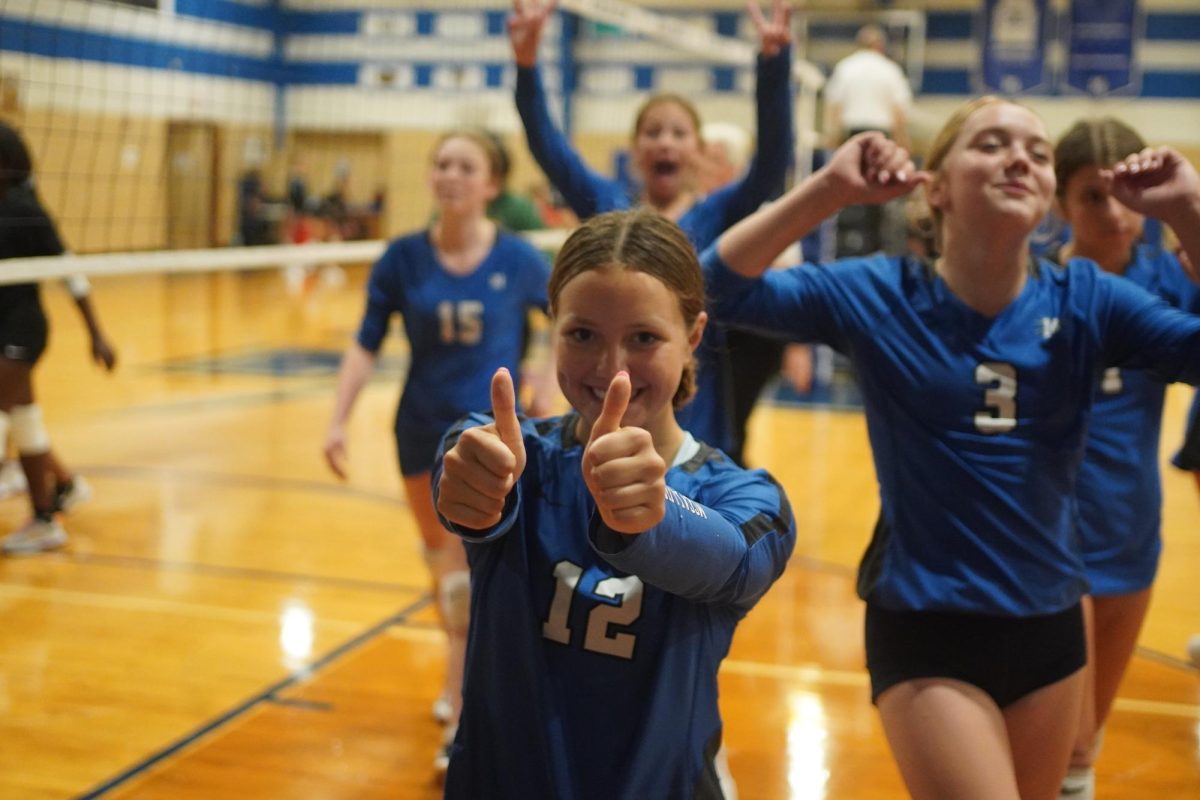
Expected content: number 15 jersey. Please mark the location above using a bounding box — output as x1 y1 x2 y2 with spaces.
355 230 550 440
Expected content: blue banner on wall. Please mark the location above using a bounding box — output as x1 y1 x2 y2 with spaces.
1064 0 1141 96
977 0 1050 94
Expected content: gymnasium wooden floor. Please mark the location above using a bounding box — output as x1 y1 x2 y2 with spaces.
1 266 1197 799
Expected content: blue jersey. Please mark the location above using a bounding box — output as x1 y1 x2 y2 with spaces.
433 413 795 799
703 250 1200 616
515 50 794 454
355 230 549 441
1062 246 1200 595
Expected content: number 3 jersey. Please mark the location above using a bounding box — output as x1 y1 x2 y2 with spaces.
702 249 1200 617
355 230 550 438
433 412 795 800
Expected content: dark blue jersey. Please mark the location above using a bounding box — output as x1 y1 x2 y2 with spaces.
355 230 549 438
433 413 794 799
1062 246 1200 595
515 50 794 454
703 250 1200 616
1174 388 1200 471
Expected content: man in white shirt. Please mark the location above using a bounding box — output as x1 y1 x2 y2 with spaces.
823 25 912 258
824 25 911 149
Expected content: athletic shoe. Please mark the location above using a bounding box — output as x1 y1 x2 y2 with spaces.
1059 766 1094 800
1187 634 1200 668
2 517 67 555
53 476 93 514
431 692 453 725
0 460 27 498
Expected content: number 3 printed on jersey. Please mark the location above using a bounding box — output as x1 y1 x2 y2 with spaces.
437 300 484 345
542 560 643 659
975 362 1017 434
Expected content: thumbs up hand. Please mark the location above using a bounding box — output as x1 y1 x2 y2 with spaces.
437 368 528 530
582 372 667 535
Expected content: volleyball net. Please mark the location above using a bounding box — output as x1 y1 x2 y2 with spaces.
0 0 925 286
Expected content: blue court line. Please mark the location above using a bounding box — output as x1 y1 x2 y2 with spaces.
75 596 431 799
70 463 407 508
66 552 425 595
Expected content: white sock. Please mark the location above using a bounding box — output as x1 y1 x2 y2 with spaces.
1060 766 1094 800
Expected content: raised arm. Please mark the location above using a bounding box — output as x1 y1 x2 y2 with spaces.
509 0 557 68
510 0 624 218
583 373 794 609
591 472 794 610
709 1 795 224
1106 146 1200 274
1098 268 1200 387
717 132 923 277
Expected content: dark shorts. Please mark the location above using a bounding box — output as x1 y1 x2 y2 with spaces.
0 301 48 364
865 602 1085 709
1173 394 1200 471
396 424 450 477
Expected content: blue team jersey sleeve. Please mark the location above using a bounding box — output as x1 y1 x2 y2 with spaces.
589 465 794 611
1087 262 1200 385
1159 248 1200 315
693 47 794 229
355 241 406 353
700 246 858 347
515 65 629 218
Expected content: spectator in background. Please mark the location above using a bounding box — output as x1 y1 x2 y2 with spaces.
824 24 912 258
319 164 367 242
824 25 911 149
482 130 545 232
696 121 751 196
287 159 310 215
528 180 576 228
285 158 315 245
236 169 272 246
